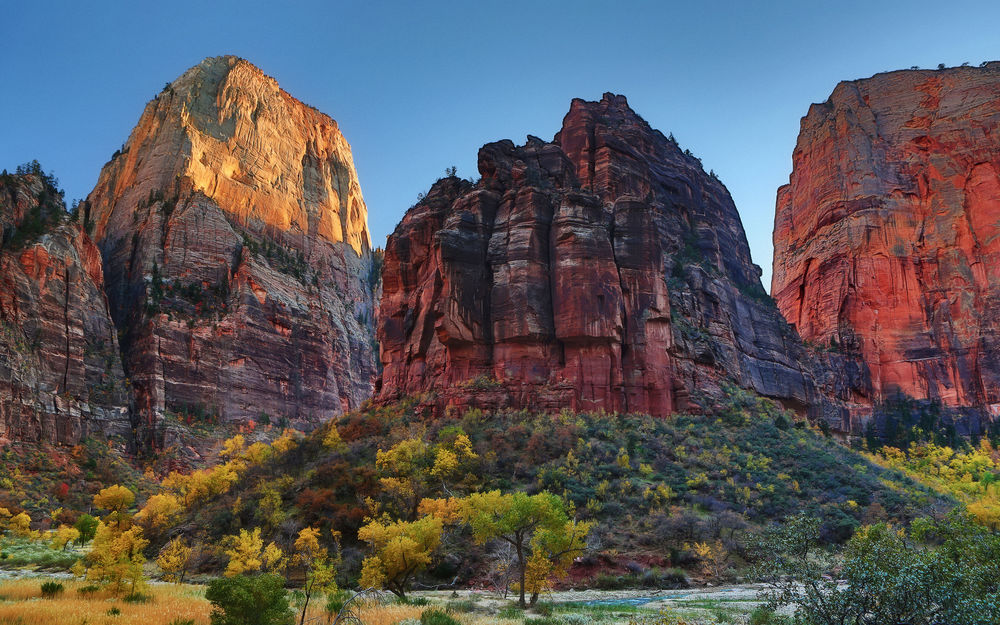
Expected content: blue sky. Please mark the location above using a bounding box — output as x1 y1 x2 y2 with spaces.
3 1 998 289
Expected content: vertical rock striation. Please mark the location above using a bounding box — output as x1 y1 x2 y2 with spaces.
378 94 869 426
773 63 1000 427
86 56 377 443
0 171 129 445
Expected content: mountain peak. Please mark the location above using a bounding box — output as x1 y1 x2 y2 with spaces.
92 55 369 254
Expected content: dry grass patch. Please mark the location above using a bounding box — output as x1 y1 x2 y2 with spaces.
0 578 210 625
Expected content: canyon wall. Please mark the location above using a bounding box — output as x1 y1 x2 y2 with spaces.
0 170 129 445
773 63 1000 428
377 94 870 428
86 56 378 443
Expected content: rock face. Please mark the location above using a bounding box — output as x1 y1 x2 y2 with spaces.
378 94 869 426
87 56 378 443
0 171 129 445
773 63 1000 424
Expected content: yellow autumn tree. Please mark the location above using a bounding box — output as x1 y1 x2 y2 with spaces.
156 537 193 583
376 431 479 520
968 500 1000 531
8 512 32 538
93 485 135 530
50 525 80 551
291 527 339 625
430 433 478 483
222 528 285 577
690 540 729 578
322 424 346 451
161 464 241 507
357 514 443 599
417 497 464 525
134 493 182 532
243 441 272 465
524 518 593 601
219 434 246 460
262 541 286 573
87 522 148 597
222 528 264 577
376 438 433 520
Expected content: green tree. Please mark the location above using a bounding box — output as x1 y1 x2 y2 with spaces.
751 511 1000 625
460 491 586 608
205 574 294 625
74 513 98 544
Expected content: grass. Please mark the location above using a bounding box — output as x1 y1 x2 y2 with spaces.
0 578 771 625
0 538 82 570
0 578 440 625
0 578 210 625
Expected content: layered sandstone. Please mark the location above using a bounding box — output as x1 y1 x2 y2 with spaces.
0 171 129 445
378 94 869 427
87 56 377 443
773 63 1000 423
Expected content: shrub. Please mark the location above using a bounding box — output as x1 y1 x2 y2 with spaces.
533 602 554 616
324 589 352 616
444 600 475 613
40 581 64 597
123 592 152 603
78 584 101 596
205 573 294 625
751 512 1000 625
419 609 461 625
168 619 196 625
107 607 121 616
749 606 788 625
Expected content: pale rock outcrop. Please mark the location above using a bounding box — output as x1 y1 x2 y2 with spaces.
87 56 378 443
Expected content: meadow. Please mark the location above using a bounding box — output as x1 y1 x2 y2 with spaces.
0 576 766 625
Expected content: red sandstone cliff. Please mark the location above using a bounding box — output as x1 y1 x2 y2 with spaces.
773 63 1000 425
86 56 378 443
378 94 869 427
0 169 129 445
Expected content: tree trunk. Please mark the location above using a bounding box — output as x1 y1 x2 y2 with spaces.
299 586 311 625
530 591 539 606
516 541 526 608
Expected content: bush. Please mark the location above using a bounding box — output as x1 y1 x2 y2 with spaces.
445 600 475 613
205 574 294 625
40 581 64 597
419 609 461 625
123 592 152 603
324 589 353 617
78 584 101 596
749 606 788 625
751 512 1000 625
107 607 121 616
168 620 196 625
533 602 554 616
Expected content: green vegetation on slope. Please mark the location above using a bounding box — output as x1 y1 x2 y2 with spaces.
161 386 949 584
